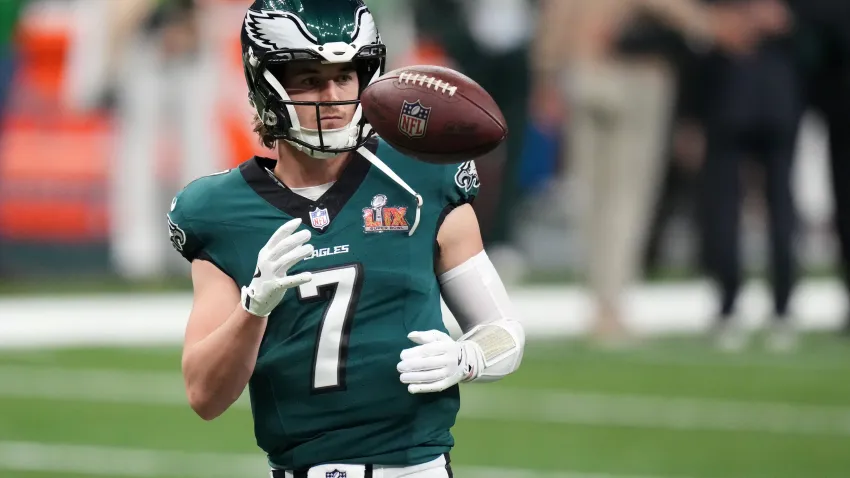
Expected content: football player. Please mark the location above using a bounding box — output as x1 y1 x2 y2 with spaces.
169 1 525 476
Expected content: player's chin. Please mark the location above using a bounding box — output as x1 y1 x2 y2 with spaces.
318 118 349 130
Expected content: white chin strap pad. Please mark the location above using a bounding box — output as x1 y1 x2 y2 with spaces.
289 105 364 159
439 251 525 382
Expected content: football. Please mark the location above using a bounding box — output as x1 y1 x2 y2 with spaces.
360 65 507 164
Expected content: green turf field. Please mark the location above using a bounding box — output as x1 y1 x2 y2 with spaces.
0 336 848 478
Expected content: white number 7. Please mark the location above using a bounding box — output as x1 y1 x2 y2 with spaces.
297 264 363 393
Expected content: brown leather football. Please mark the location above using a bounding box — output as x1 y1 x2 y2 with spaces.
360 65 508 164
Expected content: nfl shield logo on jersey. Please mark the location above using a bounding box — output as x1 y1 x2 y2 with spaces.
398 100 431 138
325 471 346 478
309 207 330 230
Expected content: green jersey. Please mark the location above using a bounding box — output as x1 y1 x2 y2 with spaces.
167 139 480 469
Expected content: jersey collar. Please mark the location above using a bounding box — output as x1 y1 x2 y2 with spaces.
239 139 376 233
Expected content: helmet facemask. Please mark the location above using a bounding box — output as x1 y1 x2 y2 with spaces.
244 40 385 159
267 55 381 159
241 1 386 158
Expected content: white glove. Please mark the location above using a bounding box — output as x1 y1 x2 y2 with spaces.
397 330 484 394
241 218 314 318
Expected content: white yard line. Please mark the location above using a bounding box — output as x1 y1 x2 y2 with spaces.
527 348 850 372
1 366 849 437
0 366 187 406
0 441 265 477
0 441 678 478
462 389 850 436
460 468 683 478
0 279 846 348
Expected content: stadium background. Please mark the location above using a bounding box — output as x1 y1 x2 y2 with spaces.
1 1 849 477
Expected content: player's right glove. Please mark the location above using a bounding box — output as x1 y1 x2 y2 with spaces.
241 218 314 318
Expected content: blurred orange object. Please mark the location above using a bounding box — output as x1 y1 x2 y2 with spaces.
396 39 455 70
0 115 112 242
0 4 111 242
12 8 72 108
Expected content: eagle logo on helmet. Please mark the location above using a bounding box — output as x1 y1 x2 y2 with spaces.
244 5 378 52
244 10 319 50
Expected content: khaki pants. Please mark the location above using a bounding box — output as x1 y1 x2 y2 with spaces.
564 60 674 311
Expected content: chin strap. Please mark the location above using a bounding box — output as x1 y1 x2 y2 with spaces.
357 146 423 236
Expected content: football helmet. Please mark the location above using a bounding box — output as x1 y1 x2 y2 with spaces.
241 0 386 158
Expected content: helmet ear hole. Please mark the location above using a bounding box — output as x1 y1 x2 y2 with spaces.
263 94 293 131
263 111 278 126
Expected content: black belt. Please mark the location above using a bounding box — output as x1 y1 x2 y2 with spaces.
271 454 451 478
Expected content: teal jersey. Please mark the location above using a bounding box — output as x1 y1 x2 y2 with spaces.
167 139 480 469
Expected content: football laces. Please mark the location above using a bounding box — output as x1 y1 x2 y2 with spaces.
398 71 458 97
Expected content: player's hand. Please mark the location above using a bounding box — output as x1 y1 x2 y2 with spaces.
241 218 314 318
397 330 483 394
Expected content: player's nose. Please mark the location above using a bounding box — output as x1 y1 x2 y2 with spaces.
319 80 343 103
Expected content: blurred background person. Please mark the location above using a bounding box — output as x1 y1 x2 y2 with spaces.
696 0 799 351
532 0 764 344
784 0 850 336
641 26 709 278
66 0 223 280
411 0 534 279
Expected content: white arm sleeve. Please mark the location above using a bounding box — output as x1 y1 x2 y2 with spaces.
439 251 525 382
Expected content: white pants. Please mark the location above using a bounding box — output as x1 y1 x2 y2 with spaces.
272 454 452 478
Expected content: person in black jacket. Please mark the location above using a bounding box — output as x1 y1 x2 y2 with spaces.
785 0 850 336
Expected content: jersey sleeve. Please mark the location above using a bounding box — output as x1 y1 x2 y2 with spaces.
444 160 480 208
166 186 206 263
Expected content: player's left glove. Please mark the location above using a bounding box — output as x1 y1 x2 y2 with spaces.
397 330 484 394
